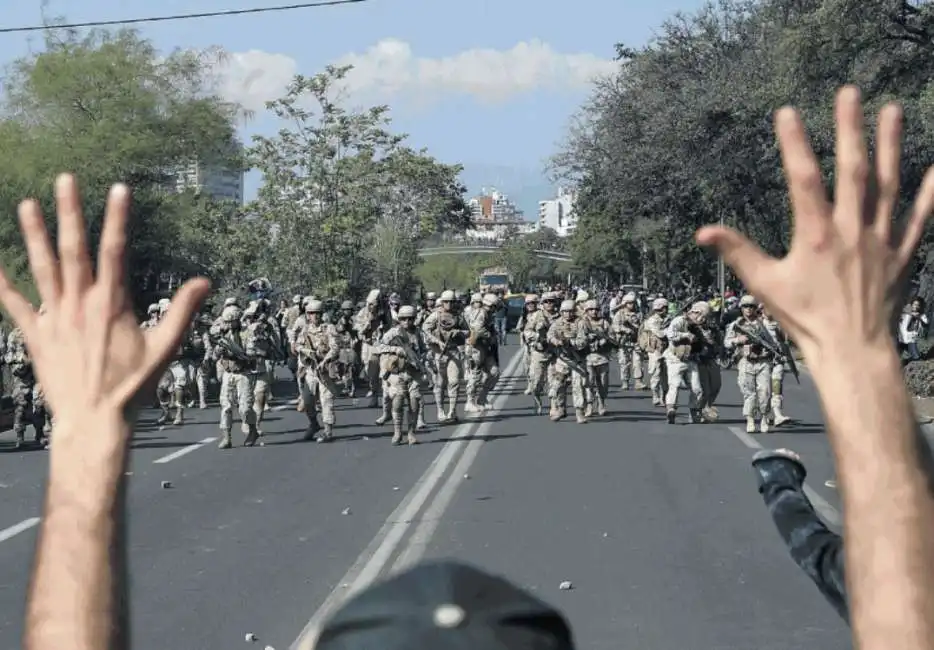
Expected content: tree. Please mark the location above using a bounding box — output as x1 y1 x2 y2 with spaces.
0 28 245 307
249 65 469 299
552 0 934 295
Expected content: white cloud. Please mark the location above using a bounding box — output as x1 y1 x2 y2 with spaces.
217 39 616 111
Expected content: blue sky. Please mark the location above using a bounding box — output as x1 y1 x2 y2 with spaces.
0 0 704 216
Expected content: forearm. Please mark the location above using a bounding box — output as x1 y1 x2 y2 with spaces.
810 342 934 648
25 420 131 650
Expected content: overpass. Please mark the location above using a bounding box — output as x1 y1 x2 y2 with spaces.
417 244 572 263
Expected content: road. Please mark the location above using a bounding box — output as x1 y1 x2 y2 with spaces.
0 343 851 650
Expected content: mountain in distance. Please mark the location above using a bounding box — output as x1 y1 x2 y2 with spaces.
458 163 556 220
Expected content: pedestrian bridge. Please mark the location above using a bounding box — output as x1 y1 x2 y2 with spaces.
417 244 572 262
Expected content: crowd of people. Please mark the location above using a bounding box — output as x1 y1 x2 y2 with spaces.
8 86 934 650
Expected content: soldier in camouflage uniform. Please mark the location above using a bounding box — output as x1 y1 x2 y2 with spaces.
215 305 260 449
354 289 388 409
294 299 341 442
422 290 469 422
546 300 588 423
610 293 646 390
377 305 428 445
522 292 558 415
158 301 189 425
761 306 793 427
640 297 670 407
334 300 359 396
577 299 612 417
416 292 437 390
244 302 277 433
725 294 773 433
664 301 715 425
190 314 213 409
464 293 501 412
5 327 43 447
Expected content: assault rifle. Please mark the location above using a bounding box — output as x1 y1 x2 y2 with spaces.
733 322 800 384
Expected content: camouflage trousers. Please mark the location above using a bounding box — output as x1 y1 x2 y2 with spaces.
664 356 701 411
387 371 423 434
770 362 785 413
549 358 586 410
737 358 771 418
219 371 257 433
301 368 340 426
360 341 381 398
253 361 274 427
617 345 644 387
586 362 610 410
433 352 463 414
527 350 551 398
466 351 500 405
11 377 44 440
646 350 667 403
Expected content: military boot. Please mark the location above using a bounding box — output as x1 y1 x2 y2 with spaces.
584 403 593 417
297 396 306 412
391 423 403 446
156 405 169 426
549 405 565 421
688 408 701 424
759 417 770 433
746 416 757 433
772 405 791 427
407 430 418 446
243 424 259 447
318 423 333 443
596 398 607 416
666 408 677 424
446 398 459 422
465 398 481 413
302 420 320 441
416 403 427 430
634 380 647 390
218 431 233 449
532 395 543 415
702 406 719 422
575 408 588 424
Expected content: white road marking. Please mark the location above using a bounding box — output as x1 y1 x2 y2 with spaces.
290 350 524 650
153 437 218 464
390 374 523 574
0 517 40 544
726 425 841 527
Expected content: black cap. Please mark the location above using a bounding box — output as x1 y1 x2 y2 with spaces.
316 560 574 650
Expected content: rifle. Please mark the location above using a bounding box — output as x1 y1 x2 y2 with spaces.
215 336 255 368
733 322 800 384
385 332 427 376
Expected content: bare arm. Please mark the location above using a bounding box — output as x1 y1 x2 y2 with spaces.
811 342 934 648
24 417 131 650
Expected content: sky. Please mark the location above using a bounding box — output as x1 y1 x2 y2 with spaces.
0 0 705 217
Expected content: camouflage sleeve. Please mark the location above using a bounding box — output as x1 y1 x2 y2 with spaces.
666 315 691 344
752 456 848 623
325 325 340 360
545 319 563 348
724 319 742 349
467 309 490 340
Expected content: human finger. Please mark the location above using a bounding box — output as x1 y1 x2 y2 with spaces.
55 174 94 304
0 268 38 337
896 166 934 271
96 184 130 313
832 86 870 245
695 225 777 292
18 199 62 306
873 103 903 244
774 107 832 248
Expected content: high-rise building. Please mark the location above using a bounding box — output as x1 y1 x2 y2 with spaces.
538 187 577 238
172 141 245 204
466 188 525 238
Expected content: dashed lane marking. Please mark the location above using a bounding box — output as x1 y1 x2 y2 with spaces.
0 517 40 544
153 437 218 464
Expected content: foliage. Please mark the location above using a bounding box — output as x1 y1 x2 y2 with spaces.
415 254 497 291
248 65 470 300
0 28 246 309
553 0 934 295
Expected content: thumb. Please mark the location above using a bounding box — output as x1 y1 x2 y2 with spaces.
695 225 776 290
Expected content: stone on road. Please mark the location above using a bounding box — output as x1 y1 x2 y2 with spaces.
0 349 851 649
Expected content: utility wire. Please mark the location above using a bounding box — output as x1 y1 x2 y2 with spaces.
0 0 369 34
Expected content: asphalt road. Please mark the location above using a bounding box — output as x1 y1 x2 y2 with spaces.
0 343 852 650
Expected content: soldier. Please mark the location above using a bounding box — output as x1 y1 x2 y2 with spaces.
664 301 716 424
422 289 470 422
640 297 670 407
546 299 589 423
762 305 793 427
464 293 501 412
158 301 188 425
244 302 277 433
191 314 214 409
578 299 613 416
294 299 341 442
334 300 359 396
610 292 646 390
283 295 303 381
377 305 428 445
5 325 42 448
215 305 260 449
515 294 536 379
522 292 558 414
695 303 723 423
725 294 773 433
354 289 388 409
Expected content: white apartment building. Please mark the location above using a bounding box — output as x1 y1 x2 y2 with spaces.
173 152 245 205
466 187 527 239
538 187 577 237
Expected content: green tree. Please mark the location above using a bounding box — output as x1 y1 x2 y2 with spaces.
0 28 245 307
249 65 469 299
552 0 934 294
